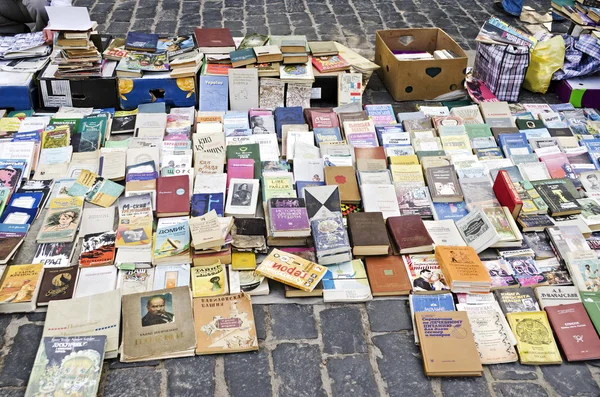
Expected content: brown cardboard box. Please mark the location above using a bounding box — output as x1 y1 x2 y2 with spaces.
375 28 468 101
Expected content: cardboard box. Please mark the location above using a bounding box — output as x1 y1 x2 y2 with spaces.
39 64 119 109
118 76 197 110
0 71 37 110
556 77 600 108
375 28 468 101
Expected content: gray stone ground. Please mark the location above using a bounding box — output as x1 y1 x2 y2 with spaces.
1 0 598 396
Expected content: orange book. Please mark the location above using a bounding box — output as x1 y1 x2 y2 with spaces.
435 245 491 285
364 256 411 296
324 166 361 204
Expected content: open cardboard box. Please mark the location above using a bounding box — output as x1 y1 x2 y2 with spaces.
375 28 468 101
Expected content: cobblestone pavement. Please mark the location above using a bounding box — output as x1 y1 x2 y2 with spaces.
1 0 595 396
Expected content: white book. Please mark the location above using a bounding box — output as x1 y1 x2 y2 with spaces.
360 184 400 219
134 113 167 135
74 266 118 298
66 159 99 179
227 265 241 294
136 127 165 138
126 146 160 170
114 247 153 267
0 141 35 177
194 173 227 194
226 135 255 147
534 285 581 310
79 205 116 236
196 122 223 134
286 130 314 160
228 68 259 111
338 72 362 106
39 146 73 165
225 178 259 216
253 133 280 161
117 268 155 295
423 220 467 246
99 148 126 180
152 264 190 289
18 116 50 132
419 106 450 117
170 106 196 125
293 158 324 182
128 136 163 148
455 208 501 253
294 142 320 160
517 162 551 182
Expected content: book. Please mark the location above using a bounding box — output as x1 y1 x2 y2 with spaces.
153 264 190 289
74 266 117 299
189 210 225 250
483 259 518 289
387 215 434 254
565 251 600 292
121 286 196 362
228 68 259 112
268 198 311 238
35 265 78 306
426 165 463 202
225 178 259 217
32 241 76 268
303 185 341 220
79 231 116 267
125 31 158 51
193 292 258 354
494 287 540 314
311 213 352 264
402 254 450 293
311 54 350 73
26 336 107 397
116 194 153 248
152 217 191 264
494 170 523 219
455 208 501 253
36 196 84 243
365 255 411 296
415 311 483 376
199 75 229 112
194 28 235 53
42 290 121 358
422 220 466 247
534 180 581 216
256 248 327 292
0 263 43 313
0 224 29 265
545 302 600 361
66 169 124 208
507 311 562 365
436 245 492 293
324 166 361 204
347 212 390 256
322 259 373 302
535 285 581 309
190 261 229 297
117 268 155 295
155 175 190 217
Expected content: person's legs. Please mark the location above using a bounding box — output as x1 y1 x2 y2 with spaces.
20 0 49 32
0 0 49 34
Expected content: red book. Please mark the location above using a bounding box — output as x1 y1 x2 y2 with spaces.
493 170 523 220
311 55 350 73
545 303 600 361
226 159 255 190
386 215 434 254
205 63 232 76
193 28 235 53
156 175 190 218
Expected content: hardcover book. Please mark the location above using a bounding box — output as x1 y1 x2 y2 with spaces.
324 166 361 204
545 302 600 361
365 255 412 296
534 285 581 309
193 292 258 354
311 213 352 265
426 165 463 202
121 286 196 362
156 175 190 217
494 287 540 314
387 215 434 254
303 185 341 220
347 212 390 256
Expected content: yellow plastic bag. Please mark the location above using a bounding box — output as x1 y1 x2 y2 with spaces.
523 36 565 94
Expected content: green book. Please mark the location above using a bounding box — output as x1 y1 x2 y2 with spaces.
8 109 34 118
77 117 106 151
49 118 80 135
226 143 261 179
441 100 473 110
104 138 130 148
229 48 256 65
581 291 600 335
416 150 446 161
465 124 493 139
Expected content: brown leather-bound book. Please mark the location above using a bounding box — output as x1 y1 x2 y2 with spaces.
365 256 411 296
347 212 390 256
416 311 483 377
545 302 600 361
324 166 361 204
193 28 235 53
386 215 434 254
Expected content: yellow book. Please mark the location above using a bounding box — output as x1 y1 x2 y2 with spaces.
256 248 327 292
190 261 229 298
0 117 21 132
507 311 562 365
0 264 44 312
441 135 471 153
389 164 424 185
232 252 257 271
388 154 419 165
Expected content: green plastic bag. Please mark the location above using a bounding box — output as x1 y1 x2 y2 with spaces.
523 36 565 94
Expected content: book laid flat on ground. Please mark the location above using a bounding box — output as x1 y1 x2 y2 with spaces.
256 248 327 292
364 255 412 296
415 311 483 377
322 259 373 303
545 302 600 361
507 311 563 365
36 265 79 306
387 215 434 254
347 212 390 256
435 245 491 293
121 286 196 362
43 290 121 359
494 287 540 314
193 292 259 355
25 336 107 397
0 263 44 313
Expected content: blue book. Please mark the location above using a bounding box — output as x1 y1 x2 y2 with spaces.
550 103 575 112
190 193 224 217
199 75 229 112
310 213 351 263
410 294 455 312
0 206 38 224
296 181 325 198
0 223 29 234
313 127 342 147
375 125 404 145
137 102 166 113
364 104 396 125
498 132 528 148
274 107 304 139
581 139 600 169
125 171 158 182
229 48 256 65
126 31 159 52
12 131 41 141
474 147 504 159
7 191 44 210
432 201 468 221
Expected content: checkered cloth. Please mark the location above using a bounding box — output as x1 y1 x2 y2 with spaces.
474 43 529 102
553 35 600 80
